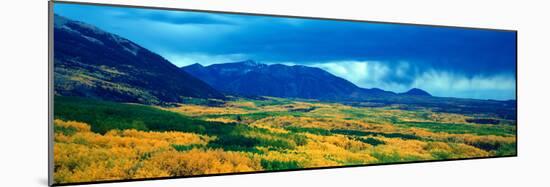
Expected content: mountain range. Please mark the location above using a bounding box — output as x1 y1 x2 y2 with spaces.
180 61 516 119
53 15 224 104
54 14 430 104
181 60 421 101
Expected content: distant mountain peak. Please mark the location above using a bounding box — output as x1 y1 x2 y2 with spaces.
401 88 432 96
226 60 267 68
186 63 204 68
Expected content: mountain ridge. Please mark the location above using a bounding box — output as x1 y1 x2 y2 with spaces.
53 14 225 104
182 60 408 100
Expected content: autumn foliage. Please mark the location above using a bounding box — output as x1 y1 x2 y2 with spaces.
53 96 516 184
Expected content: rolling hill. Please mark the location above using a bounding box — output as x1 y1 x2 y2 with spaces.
400 88 432 96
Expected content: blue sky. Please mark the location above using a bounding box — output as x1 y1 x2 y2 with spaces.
54 3 517 100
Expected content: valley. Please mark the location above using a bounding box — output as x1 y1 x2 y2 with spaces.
53 96 516 183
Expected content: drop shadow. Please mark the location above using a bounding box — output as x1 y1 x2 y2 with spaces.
36 178 49 186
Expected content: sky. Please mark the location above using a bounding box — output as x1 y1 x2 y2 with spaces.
54 3 517 100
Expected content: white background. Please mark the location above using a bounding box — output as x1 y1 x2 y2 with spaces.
0 0 549 186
